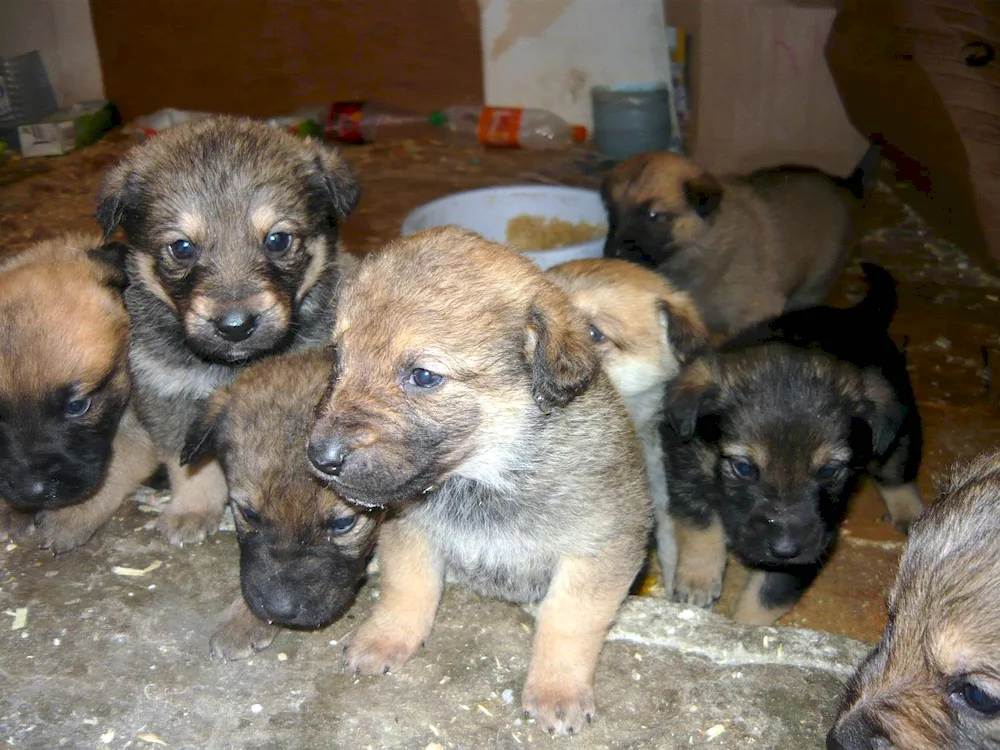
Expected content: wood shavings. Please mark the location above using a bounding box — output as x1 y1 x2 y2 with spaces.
111 561 162 577
100 728 116 743
6 607 27 630
705 724 726 740
137 732 167 745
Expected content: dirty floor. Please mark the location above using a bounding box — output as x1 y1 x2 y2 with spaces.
1 132 999 748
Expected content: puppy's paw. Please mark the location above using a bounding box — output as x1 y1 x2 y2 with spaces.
673 574 722 609
522 676 596 736
343 624 420 676
156 510 221 547
36 508 103 554
0 505 35 542
210 615 280 661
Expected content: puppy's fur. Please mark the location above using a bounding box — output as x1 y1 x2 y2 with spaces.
307 227 653 736
828 449 1000 750
0 235 157 553
547 258 709 593
96 115 360 546
665 264 921 625
182 349 381 660
602 149 879 334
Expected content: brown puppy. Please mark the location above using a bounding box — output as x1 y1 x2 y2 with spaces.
828 449 1000 750
0 234 157 553
182 349 381 660
546 258 709 593
96 115 360 546
602 150 877 334
306 227 653 736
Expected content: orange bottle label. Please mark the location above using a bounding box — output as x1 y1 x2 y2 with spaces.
476 107 523 147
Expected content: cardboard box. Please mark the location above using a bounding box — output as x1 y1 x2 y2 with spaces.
16 100 116 157
665 0 869 176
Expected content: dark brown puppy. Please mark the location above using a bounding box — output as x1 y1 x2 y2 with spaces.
828 448 1000 750
0 234 158 553
182 349 381 660
96 115 360 546
306 227 653 736
602 150 877 334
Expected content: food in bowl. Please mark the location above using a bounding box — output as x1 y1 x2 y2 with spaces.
506 215 608 251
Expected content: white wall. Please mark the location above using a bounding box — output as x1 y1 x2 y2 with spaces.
480 0 671 130
0 0 105 107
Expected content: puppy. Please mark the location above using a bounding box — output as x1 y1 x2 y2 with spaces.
601 148 879 334
665 264 921 625
546 258 709 593
181 349 381 660
0 235 158 553
828 448 1000 750
306 227 653 736
96 115 361 546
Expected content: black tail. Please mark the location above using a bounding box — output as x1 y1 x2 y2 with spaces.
854 263 898 332
836 143 882 199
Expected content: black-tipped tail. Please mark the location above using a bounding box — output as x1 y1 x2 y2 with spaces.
854 263 898 332
837 143 882 199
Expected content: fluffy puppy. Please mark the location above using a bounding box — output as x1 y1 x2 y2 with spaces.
95 115 360 546
601 149 879 334
182 349 381 660
828 448 1000 750
0 235 158 553
665 264 921 625
546 258 709 593
306 227 653 736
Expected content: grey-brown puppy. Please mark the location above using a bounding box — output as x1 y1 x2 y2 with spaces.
306 227 653 736
96 115 360 546
547 257 709 593
828 449 1000 750
0 234 158 553
602 150 878 334
182 349 381 660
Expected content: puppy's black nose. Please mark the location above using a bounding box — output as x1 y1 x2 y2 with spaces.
768 537 801 559
308 439 347 477
213 309 259 342
20 478 48 502
261 590 298 622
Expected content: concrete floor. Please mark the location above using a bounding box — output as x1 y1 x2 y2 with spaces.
2 133 999 747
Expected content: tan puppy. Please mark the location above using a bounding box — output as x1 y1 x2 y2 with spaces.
306 227 653 736
0 235 157 553
182 349 381 660
602 150 877 334
828 449 1000 750
546 258 709 592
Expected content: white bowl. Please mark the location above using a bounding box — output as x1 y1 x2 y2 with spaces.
399 185 608 270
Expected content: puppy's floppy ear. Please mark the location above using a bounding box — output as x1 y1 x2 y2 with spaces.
665 356 722 439
857 370 906 456
87 241 130 293
304 139 362 220
96 162 139 239
526 282 600 414
181 391 231 466
660 291 710 364
683 173 723 219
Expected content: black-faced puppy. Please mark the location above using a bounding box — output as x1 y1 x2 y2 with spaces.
96 115 361 546
665 264 920 625
602 148 879 335
307 227 653 736
828 448 1000 750
182 349 381 660
547 258 709 593
0 235 158 553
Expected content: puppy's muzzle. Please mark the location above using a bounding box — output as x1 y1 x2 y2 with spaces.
212 307 259 343
307 437 347 477
827 709 891 749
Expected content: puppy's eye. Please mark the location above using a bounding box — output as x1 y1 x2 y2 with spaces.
816 463 845 481
168 239 196 261
646 210 660 221
588 324 607 343
409 368 443 389
328 515 357 536
264 231 293 256
956 682 1000 715
64 395 92 418
727 457 758 480
236 503 261 524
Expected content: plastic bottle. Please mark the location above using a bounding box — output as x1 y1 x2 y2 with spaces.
269 101 432 144
430 105 587 150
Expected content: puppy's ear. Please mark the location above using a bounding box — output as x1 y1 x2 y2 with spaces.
665 356 722 439
87 241 130 293
181 392 231 466
96 162 138 239
305 140 362 220
858 370 906 456
527 283 600 414
660 291 710 364
683 174 723 219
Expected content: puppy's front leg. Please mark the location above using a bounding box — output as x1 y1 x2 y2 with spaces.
523 553 635 736
158 455 228 546
732 567 817 626
672 515 727 607
876 482 924 536
210 596 281 660
344 518 443 676
0 501 35 542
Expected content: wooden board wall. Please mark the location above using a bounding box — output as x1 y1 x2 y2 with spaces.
89 0 484 122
